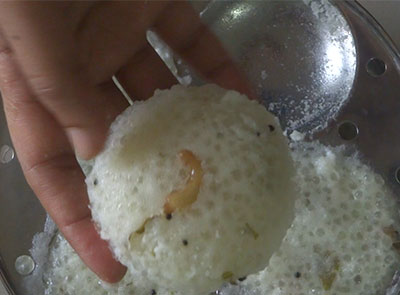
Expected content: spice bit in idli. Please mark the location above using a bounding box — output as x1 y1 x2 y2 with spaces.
295 272 301 278
353 275 362 284
238 276 247 281
182 239 188 246
245 222 259 240
256 131 261 137
135 218 151 234
383 225 399 240
164 150 204 214
130 217 155 238
151 289 157 295
222 271 234 280
268 125 275 132
319 255 340 291
93 179 98 186
393 242 400 251
166 213 172 220
383 225 400 253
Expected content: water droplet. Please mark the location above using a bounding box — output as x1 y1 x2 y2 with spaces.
353 190 363 200
15 255 35 275
0 145 14 164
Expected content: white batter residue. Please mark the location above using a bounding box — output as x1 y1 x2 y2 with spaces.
42 142 400 295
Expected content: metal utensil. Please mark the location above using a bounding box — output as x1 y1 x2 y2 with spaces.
1 0 399 294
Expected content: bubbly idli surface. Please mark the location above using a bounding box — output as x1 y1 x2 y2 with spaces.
42 142 400 295
86 84 295 294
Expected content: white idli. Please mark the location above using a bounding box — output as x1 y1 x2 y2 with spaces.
86 84 295 294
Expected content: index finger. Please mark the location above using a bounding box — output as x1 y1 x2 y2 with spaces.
153 1 256 99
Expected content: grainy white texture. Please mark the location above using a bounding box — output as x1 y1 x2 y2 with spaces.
43 142 400 295
86 84 295 294
235 142 400 295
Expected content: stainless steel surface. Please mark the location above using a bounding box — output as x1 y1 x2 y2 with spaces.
359 0 400 48
201 0 357 133
0 86 46 295
315 1 400 201
1 1 400 294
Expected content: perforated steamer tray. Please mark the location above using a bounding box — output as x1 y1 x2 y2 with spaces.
1 0 400 294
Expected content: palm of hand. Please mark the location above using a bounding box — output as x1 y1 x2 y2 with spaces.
0 1 251 283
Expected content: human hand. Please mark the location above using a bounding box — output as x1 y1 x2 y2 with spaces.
0 1 252 283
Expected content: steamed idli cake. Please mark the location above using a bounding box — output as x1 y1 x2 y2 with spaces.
43 142 400 295
86 84 295 294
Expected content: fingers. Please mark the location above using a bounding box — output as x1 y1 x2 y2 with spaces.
74 1 176 100
116 43 178 100
0 2 128 159
153 1 255 98
0 36 126 283
76 1 169 85
75 0 253 100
